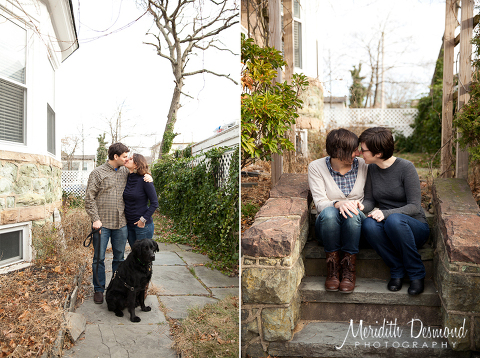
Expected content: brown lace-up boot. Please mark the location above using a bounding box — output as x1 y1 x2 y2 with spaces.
325 251 341 291
339 252 356 293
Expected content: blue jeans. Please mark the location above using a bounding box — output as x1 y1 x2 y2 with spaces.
315 206 366 254
92 226 128 293
362 213 430 280
127 222 154 248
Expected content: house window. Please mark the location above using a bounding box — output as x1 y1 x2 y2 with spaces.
0 224 29 267
294 21 302 69
83 161 88 171
47 104 55 154
0 15 26 144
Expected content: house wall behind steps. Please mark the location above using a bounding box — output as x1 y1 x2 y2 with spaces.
0 150 62 226
241 174 310 355
432 178 480 351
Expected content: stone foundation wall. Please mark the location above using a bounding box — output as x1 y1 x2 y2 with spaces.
241 174 310 356
0 150 62 226
432 178 480 351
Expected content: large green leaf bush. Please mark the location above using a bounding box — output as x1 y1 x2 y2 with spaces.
241 34 308 168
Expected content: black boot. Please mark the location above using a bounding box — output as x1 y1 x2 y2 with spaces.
387 278 403 291
408 278 424 295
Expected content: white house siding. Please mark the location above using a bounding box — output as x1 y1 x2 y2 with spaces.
191 124 239 155
0 0 77 270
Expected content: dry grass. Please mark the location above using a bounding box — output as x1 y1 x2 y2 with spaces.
0 205 91 357
172 296 239 358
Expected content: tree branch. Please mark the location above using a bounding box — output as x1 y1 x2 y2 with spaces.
183 68 238 85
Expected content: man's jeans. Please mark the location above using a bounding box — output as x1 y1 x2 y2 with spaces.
315 206 366 254
92 226 128 293
362 213 430 280
127 222 155 248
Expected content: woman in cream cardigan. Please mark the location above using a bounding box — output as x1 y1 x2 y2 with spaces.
307 129 368 293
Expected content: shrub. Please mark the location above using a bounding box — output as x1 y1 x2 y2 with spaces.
453 27 480 163
151 146 239 269
395 51 444 154
241 34 308 168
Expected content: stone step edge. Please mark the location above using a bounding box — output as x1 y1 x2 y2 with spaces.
303 240 434 261
300 276 440 307
265 321 468 358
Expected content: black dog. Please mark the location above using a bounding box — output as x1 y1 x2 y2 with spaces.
105 238 159 322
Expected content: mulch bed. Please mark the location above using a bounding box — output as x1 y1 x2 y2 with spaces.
0 254 91 357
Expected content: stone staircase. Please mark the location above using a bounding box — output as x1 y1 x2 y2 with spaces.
266 206 469 358
241 175 480 357
280 241 460 357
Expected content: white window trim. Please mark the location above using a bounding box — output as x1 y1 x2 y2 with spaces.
293 0 302 69
0 9 29 149
0 222 32 273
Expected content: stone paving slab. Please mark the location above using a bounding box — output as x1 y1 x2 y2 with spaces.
75 295 167 325
210 287 239 300
176 244 193 251
176 251 212 265
154 251 185 266
151 242 183 252
63 296 174 358
159 296 218 320
152 266 209 295
194 266 239 288
63 321 175 358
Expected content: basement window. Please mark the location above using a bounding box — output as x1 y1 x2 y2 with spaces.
0 223 30 268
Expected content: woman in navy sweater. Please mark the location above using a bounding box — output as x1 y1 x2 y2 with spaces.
123 153 159 247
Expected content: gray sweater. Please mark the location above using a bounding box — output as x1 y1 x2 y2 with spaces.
363 158 426 224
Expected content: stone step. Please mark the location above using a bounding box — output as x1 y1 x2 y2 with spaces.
263 321 470 358
300 277 441 326
303 240 434 280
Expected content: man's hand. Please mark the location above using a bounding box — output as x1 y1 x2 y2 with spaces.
134 220 145 228
144 174 153 183
334 200 361 219
368 209 385 222
92 220 102 233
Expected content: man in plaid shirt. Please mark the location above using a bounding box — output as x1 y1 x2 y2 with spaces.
85 143 137 304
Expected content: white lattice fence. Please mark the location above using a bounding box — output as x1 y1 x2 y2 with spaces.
188 147 237 188
61 170 91 196
324 108 418 137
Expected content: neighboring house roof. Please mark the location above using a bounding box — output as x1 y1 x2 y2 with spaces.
324 96 347 104
62 155 96 161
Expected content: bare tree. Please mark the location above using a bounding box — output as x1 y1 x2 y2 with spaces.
61 136 80 170
354 16 411 108
103 100 136 145
139 0 239 159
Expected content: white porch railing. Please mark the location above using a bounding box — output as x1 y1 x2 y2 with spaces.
324 108 418 137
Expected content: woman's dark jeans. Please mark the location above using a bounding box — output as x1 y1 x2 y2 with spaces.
315 206 366 255
127 222 155 248
362 213 430 280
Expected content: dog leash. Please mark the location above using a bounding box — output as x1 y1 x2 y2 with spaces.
84 227 104 290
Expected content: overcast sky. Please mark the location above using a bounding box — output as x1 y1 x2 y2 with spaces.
57 0 240 157
320 0 450 103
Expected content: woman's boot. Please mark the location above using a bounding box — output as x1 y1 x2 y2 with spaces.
339 252 356 293
325 251 341 291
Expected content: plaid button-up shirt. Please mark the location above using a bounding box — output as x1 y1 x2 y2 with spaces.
326 157 359 196
85 162 128 229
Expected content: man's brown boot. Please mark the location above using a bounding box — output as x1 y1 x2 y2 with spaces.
339 253 356 293
325 251 341 291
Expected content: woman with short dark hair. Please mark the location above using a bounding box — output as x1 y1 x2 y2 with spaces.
308 128 368 293
123 153 159 247
359 127 429 295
